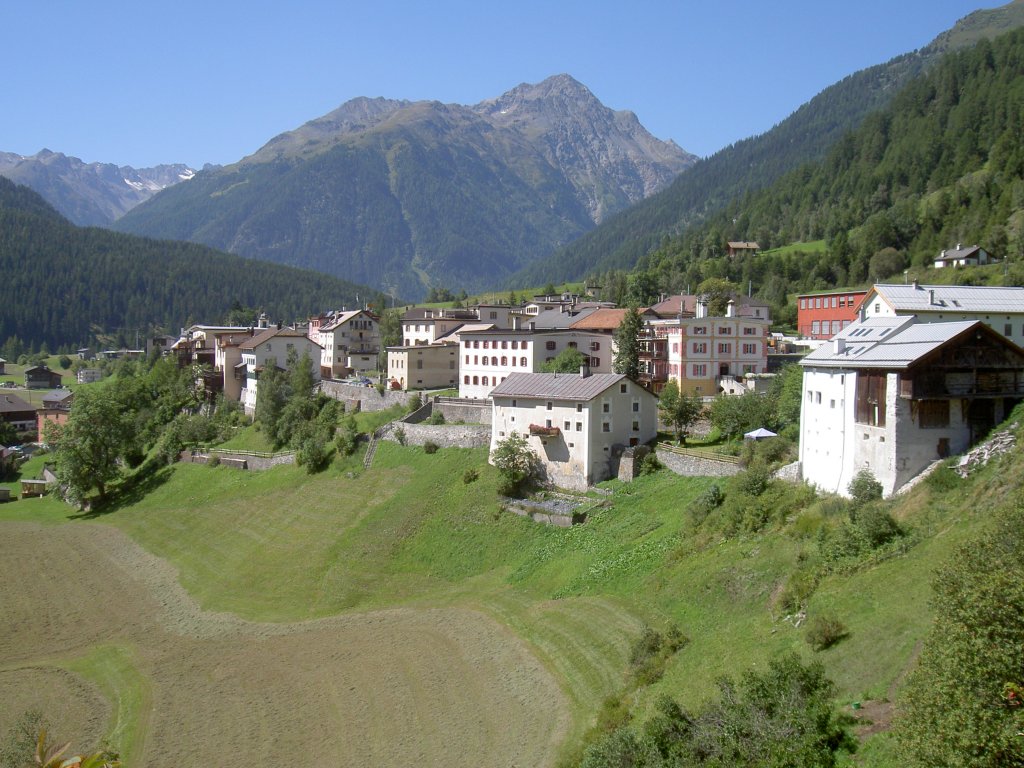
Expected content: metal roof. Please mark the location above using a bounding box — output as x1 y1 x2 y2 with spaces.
872 283 1024 314
801 317 982 369
490 372 632 401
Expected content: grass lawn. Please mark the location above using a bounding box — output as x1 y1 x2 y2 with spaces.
1 411 1020 765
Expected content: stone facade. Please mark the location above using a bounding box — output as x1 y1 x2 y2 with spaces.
319 381 410 412
379 421 492 449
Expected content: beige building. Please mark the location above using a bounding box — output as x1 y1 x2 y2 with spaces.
387 343 459 391
490 372 658 491
314 310 381 379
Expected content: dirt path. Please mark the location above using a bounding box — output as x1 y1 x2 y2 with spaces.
0 521 570 767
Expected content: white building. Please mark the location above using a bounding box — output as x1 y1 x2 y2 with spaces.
315 310 381 379
238 328 323 417
799 316 1024 497
933 243 992 269
458 329 614 400
490 372 658 491
860 283 1024 347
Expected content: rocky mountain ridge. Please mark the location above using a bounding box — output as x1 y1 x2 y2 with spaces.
0 149 196 226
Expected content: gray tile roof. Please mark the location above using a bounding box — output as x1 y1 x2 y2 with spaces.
872 284 1024 314
0 394 35 414
490 372 629 401
801 317 983 369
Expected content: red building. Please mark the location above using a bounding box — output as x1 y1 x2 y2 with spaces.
796 289 867 339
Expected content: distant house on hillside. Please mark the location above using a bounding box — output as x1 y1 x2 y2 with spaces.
799 316 1024 498
490 371 657 490
727 241 760 258
933 243 991 269
24 366 61 390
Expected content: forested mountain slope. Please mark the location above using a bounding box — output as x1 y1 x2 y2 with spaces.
513 0 1024 288
619 26 1024 320
0 177 386 351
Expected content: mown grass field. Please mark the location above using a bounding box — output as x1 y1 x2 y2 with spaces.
1 415 1021 765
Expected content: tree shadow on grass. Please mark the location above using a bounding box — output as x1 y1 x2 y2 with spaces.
68 463 174 520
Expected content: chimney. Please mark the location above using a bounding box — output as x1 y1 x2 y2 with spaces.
956 243 962 250
580 362 591 378
696 297 707 319
726 299 735 318
834 338 846 354
928 289 935 306
912 279 920 289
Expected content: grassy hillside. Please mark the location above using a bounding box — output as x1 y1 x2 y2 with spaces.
2 410 1022 765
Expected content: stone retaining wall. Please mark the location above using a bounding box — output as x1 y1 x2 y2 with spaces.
180 450 295 470
655 448 743 477
773 461 802 482
319 381 409 412
380 421 491 449
434 400 491 425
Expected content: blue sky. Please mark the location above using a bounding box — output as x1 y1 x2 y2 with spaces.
3 0 1003 168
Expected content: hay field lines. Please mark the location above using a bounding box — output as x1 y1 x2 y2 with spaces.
0 521 570 767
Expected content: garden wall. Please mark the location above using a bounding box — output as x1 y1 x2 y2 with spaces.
655 448 742 478
319 381 409 412
379 421 491 449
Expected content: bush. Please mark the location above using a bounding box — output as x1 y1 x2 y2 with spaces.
737 462 771 497
423 440 439 454
690 483 724 526
638 452 662 475
462 468 479 484
848 469 883 505
778 567 820 613
207 454 221 468
426 411 446 425
925 464 960 493
407 393 422 413
628 624 688 686
805 611 848 651
394 426 406 446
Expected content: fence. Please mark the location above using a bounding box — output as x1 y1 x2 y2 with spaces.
656 442 741 464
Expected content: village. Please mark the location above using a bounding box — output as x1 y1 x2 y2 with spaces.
4 248 1024 503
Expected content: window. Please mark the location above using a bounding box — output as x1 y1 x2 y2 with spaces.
591 357 600 367
568 341 577 348
602 402 610 413
449 360 455 369
632 401 639 412
1006 324 1013 337
521 341 529 351
512 399 516 407
693 326 707 335
874 303 880 313
815 392 821 404
501 340 508 349
481 357 488 366
545 419 552 428
591 342 601 351
800 298 806 309
490 312 498 320
855 373 887 426
491 357 497 365
464 375 469 384
576 422 582 431
546 341 556 350
510 340 518 349
501 356 507 366
473 340 479 349
602 422 611 432
919 399 950 428
812 321 820 335
577 403 582 412
693 342 707 354
832 297 838 308
620 383 627 393
815 298 821 309
692 364 707 377
465 355 469 364
718 343 731 354
520 357 527 367
718 327 732 335
831 320 841 335
416 359 423 369
483 340 489 349
472 376 479 385
564 421 570 431
632 421 639 431
742 343 757 354
546 401 553 410
482 376 488 386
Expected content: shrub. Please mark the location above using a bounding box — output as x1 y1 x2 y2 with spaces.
426 411 446 425
692 484 724 523
295 430 332 473
628 624 688 686
848 469 883 505
638 452 662 475
778 567 819 613
207 454 221 468
407 393 422 413
737 462 771 497
394 426 406 446
423 440 439 454
925 464 960 493
805 611 848 650
492 432 541 497
462 468 479 484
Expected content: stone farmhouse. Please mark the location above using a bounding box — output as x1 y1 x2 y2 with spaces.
799 316 1024 497
490 371 658 491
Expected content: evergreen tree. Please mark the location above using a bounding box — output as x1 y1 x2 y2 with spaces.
613 306 644 379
